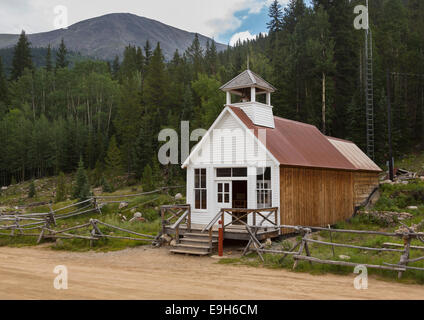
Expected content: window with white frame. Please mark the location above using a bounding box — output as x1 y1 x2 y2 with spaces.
256 167 272 208
194 169 207 209
217 182 230 204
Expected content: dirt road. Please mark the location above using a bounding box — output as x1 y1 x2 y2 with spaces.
0 246 423 300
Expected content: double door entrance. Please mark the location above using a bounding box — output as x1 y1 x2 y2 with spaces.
216 180 247 225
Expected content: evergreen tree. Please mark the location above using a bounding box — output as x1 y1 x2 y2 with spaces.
115 75 143 173
119 45 138 80
283 0 307 33
205 40 218 75
101 175 113 193
144 40 152 66
45 44 53 72
55 172 66 203
307 6 336 134
55 38 68 69
11 30 33 81
112 55 120 79
186 34 204 77
72 157 91 201
142 164 154 192
136 47 145 73
267 0 284 33
140 43 170 167
104 135 123 175
0 56 8 112
28 180 36 198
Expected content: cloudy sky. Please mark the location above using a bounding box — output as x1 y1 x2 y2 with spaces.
0 0 292 45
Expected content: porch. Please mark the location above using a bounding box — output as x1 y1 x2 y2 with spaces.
164 223 279 241
160 205 280 255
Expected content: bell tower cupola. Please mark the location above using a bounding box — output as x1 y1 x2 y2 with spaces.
220 69 276 128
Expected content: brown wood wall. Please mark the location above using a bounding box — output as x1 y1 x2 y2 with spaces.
353 172 380 206
280 166 354 232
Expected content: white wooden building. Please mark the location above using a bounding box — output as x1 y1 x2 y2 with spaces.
182 70 281 228
164 70 381 255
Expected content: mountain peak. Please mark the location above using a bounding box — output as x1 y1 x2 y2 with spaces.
0 13 226 61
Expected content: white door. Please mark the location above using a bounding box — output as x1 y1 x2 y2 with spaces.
216 182 232 225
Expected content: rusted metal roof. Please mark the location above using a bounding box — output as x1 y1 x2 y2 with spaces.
220 70 276 92
327 137 382 172
229 106 358 171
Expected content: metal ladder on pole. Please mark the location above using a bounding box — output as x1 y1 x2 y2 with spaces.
364 2 375 160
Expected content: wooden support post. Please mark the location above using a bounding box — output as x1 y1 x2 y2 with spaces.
15 218 23 235
221 210 225 234
398 235 411 279
279 240 302 264
293 230 309 270
218 220 224 257
37 228 45 244
328 224 335 258
187 207 191 233
274 208 278 227
209 228 213 249
48 203 56 227
175 226 180 244
161 207 166 235
93 197 102 215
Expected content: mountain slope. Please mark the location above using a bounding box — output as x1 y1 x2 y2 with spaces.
0 13 227 61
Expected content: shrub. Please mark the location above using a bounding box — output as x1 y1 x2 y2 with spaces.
101 176 113 193
28 180 36 198
72 157 91 202
55 172 67 203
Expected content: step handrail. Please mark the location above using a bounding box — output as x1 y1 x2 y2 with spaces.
170 210 189 230
202 210 222 233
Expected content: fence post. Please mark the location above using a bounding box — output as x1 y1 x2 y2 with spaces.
161 207 165 235
398 234 411 279
218 220 224 257
175 225 180 244
328 224 335 258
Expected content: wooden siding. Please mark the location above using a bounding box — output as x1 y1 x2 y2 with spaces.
353 172 379 206
280 167 354 232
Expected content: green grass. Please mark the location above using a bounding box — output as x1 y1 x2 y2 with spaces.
395 152 424 175
219 181 424 285
0 187 184 252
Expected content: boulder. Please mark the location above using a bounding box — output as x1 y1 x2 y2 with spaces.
119 202 129 210
359 210 413 225
339 255 351 261
129 212 145 222
170 239 177 247
265 238 272 248
160 234 172 244
175 193 183 200
380 180 394 185
1 186 7 191
407 206 418 210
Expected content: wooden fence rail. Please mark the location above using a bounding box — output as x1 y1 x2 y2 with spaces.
244 224 424 278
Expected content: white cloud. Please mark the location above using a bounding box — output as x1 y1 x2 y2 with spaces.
230 30 268 46
0 0 276 38
230 31 256 46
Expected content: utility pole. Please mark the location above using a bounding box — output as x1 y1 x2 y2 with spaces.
386 70 394 181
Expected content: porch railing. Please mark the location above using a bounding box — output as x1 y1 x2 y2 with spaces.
160 205 191 244
202 207 279 247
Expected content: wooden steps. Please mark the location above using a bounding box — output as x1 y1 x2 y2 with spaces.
170 232 218 256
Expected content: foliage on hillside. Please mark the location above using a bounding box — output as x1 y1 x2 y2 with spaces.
0 0 423 189
0 174 185 252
